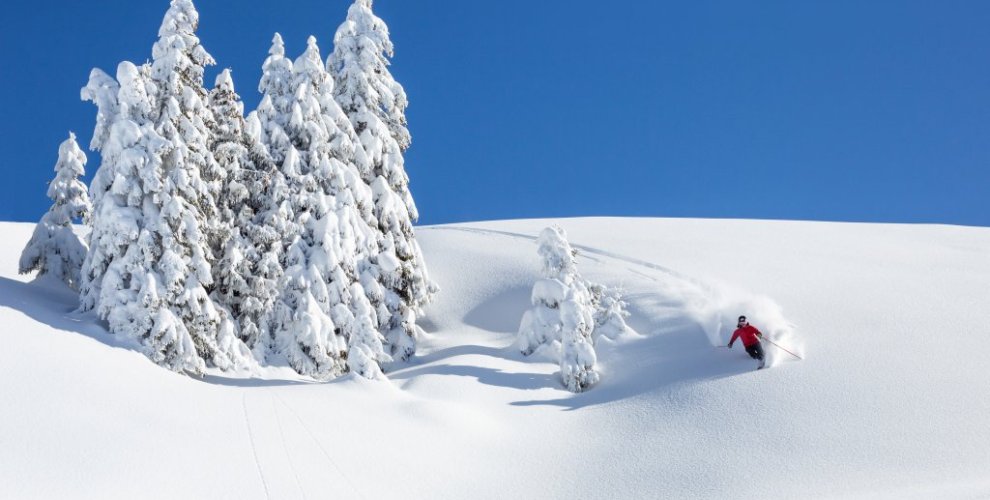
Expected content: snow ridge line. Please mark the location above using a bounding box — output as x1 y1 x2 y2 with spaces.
241 393 272 500
428 225 713 292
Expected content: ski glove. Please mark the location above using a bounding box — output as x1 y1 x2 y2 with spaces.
727 342 733 348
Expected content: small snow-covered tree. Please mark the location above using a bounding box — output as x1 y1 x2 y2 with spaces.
80 0 252 374
518 226 628 392
518 226 588 357
329 0 437 361
588 284 632 340
19 132 92 289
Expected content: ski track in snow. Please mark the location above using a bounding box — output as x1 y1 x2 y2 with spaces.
272 392 368 500
270 393 306 500
241 393 272 500
429 225 704 286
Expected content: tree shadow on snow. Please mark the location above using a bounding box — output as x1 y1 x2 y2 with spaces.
462 286 531 334
388 343 555 391
199 373 318 388
0 275 140 355
390 363 557 392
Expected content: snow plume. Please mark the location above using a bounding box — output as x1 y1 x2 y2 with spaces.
79 1 254 375
692 283 802 368
19 133 92 290
518 226 632 391
329 0 438 361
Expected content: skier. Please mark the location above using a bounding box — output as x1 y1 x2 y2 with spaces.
728 315 766 369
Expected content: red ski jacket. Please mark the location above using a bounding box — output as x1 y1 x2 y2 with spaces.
730 324 763 348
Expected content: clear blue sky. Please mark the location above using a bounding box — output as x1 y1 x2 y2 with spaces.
2 1 988 226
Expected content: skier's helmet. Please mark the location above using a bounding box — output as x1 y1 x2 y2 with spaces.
738 315 747 324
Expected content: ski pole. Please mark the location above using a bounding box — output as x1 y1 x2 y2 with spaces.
762 337 802 360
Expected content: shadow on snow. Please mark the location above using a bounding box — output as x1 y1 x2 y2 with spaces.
0 275 137 355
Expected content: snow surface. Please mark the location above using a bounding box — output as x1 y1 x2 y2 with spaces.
1 217 989 499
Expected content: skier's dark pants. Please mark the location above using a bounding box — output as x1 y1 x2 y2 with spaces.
745 343 765 361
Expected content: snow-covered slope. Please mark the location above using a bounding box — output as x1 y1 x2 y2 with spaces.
1 218 988 499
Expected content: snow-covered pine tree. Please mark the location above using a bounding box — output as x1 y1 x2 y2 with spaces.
207 69 283 353
79 0 252 374
294 36 390 378
329 0 437 361
19 132 92 290
559 296 600 393
588 283 633 340
517 226 586 356
271 36 349 379
249 33 301 361
261 36 388 379
517 226 602 392
253 34 295 168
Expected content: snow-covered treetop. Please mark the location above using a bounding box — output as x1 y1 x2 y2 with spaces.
80 69 120 151
48 132 91 221
215 68 235 93
260 33 293 102
270 32 285 57
538 226 579 283
55 133 86 182
210 69 246 143
330 0 410 151
335 0 393 59
295 36 330 92
152 0 215 91
48 132 86 192
158 0 199 36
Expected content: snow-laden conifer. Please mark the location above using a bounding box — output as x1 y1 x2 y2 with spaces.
19 133 92 289
80 0 252 374
208 69 283 352
329 0 437 360
517 226 588 357
297 36 390 378
260 36 389 379
329 0 410 151
518 226 613 392
249 33 301 360
588 283 633 340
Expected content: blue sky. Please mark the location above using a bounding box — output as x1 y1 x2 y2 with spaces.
1 1 988 226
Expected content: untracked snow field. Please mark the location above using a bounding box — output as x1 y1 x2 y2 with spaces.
1 218 988 499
